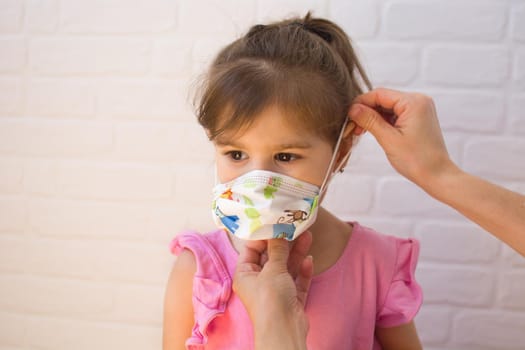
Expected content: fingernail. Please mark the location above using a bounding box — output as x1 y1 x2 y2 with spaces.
347 121 356 132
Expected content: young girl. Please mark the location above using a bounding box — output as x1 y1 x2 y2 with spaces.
163 13 423 350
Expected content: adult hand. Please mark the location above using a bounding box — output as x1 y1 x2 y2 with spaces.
233 232 314 350
349 88 455 190
349 87 525 257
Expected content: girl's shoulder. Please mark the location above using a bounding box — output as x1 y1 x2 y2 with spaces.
348 222 423 327
346 222 421 290
170 228 232 256
170 228 237 277
349 221 420 264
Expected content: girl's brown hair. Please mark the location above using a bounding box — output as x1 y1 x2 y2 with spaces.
195 12 372 146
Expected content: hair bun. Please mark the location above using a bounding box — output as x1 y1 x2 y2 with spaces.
302 23 332 43
294 12 333 43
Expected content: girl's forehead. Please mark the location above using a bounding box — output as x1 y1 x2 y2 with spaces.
215 105 321 142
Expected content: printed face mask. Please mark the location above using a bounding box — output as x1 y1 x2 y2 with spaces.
212 170 320 240
211 119 350 241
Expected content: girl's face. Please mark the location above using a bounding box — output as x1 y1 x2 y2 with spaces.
213 105 340 186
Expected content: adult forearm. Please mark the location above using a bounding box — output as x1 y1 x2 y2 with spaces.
424 162 525 257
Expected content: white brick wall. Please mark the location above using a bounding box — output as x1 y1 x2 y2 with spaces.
0 1 523 349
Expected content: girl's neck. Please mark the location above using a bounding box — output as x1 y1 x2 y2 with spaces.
228 206 353 276
307 207 353 275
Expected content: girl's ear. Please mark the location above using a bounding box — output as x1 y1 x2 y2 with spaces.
335 119 355 169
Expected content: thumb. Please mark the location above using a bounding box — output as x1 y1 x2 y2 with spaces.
349 103 396 145
267 238 290 272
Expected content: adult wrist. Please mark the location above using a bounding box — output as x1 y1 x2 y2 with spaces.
253 309 308 350
419 158 464 202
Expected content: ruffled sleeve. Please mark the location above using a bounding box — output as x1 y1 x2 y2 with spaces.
170 231 232 349
376 238 423 328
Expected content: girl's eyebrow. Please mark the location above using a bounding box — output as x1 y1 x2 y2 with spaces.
214 138 312 149
278 142 312 149
214 138 243 148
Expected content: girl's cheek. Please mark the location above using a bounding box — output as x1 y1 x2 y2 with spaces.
216 165 239 183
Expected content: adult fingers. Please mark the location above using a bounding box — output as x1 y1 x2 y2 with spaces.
353 87 406 113
295 255 313 307
235 239 267 275
267 237 291 273
349 103 397 146
287 231 313 279
233 240 267 301
239 239 267 265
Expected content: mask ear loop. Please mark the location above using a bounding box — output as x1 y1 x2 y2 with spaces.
336 121 356 174
319 118 352 194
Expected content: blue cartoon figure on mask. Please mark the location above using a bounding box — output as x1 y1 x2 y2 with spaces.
214 206 240 234
272 223 296 240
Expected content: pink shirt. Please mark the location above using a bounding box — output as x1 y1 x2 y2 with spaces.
170 222 423 349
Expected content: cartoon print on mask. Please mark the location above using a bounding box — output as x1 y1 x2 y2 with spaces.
245 207 262 233
278 209 309 224
212 171 321 240
272 223 296 240
262 176 282 199
304 196 317 209
214 188 262 235
220 188 234 200
213 201 240 234
272 197 317 239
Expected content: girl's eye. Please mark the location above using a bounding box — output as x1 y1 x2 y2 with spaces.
275 153 296 162
226 150 246 161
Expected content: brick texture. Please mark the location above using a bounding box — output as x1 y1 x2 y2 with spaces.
25 0 59 33
0 1 523 349
515 49 525 90
0 78 21 116
0 0 23 33
423 46 509 87
385 1 506 41
0 38 25 73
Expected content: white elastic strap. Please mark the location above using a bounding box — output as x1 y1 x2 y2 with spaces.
319 118 349 193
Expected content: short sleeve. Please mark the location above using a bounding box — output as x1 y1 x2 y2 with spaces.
376 238 423 328
170 231 232 348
